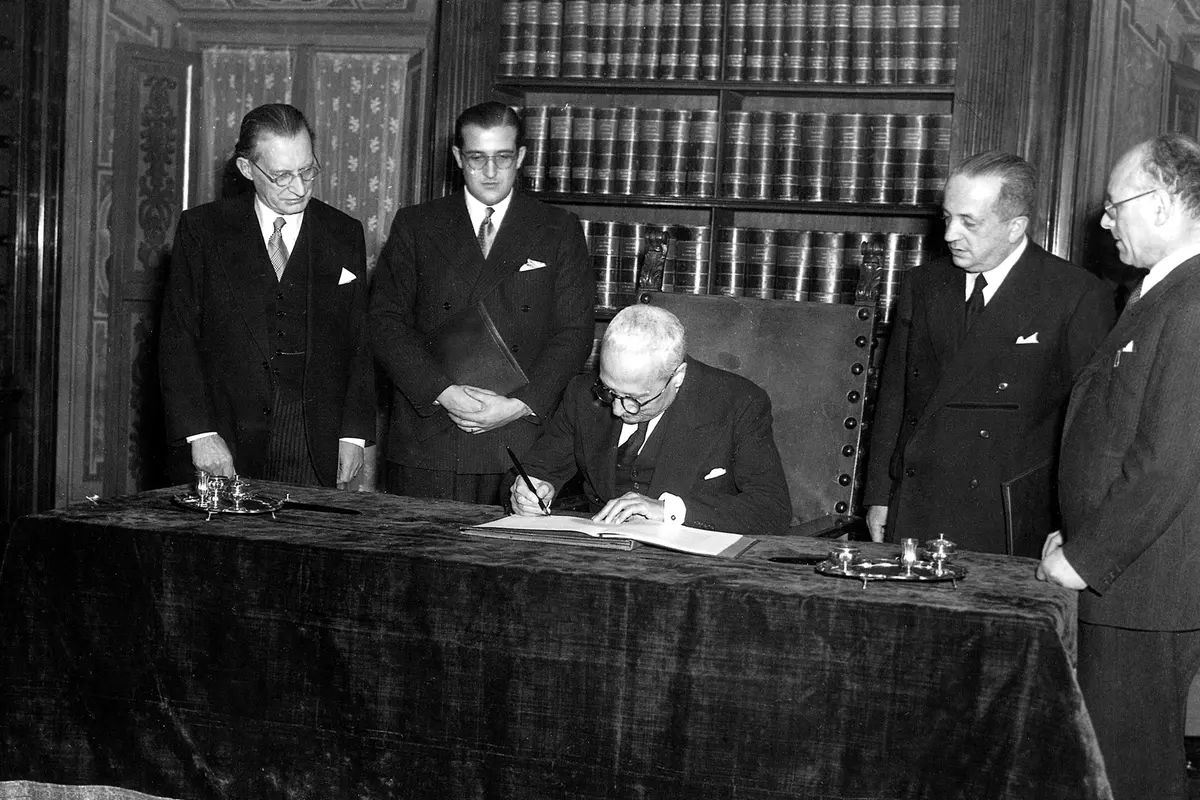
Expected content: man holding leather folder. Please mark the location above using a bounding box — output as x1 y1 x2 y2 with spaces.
371 101 595 504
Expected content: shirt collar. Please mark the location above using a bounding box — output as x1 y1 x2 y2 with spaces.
969 235 1027 302
464 188 515 232
1141 241 1200 296
253 194 305 243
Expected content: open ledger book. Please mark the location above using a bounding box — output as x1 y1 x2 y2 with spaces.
462 514 757 559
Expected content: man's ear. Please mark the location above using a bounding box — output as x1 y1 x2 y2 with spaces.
451 145 464 170
1008 215 1029 242
235 156 254 182
672 361 687 387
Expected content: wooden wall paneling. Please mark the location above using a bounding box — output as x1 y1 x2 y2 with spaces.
105 44 199 497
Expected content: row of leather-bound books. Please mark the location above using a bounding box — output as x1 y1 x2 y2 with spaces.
579 218 930 317
523 106 951 205
498 0 959 85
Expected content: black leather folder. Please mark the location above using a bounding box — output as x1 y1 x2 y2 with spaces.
422 301 529 395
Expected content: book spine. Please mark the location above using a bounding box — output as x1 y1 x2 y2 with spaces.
686 109 719 197
774 229 812 301
721 111 752 199
895 113 928 205
851 0 874 85
605 0 629 78
878 231 906 324
679 0 704 80
547 105 573 194
498 0 522 78
520 105 550 192
661 109 691 197
592 220 623 308
873 0 897 84
586 0 609 78
517 0 542 77
773 110 802 200
828 0 852 84
901 233 929 272
641 0 665 78
763 0 786 82
896 0 920 84
744 0 767 83
810 231 846 304
800 111 832 202
618 222 644 304
592 107 620 194
919 0 946 85
715 226 748 297
725 0 748 81
942 0 959 84
746 227 778 299
865 112 898 204
659 0 685 78
538 0 564 77
672 225 712 294
748 110 775 200
637 108 666 195
562 0 590 77
614 106 642 195
570 106 597 194
832 111 866 203
621 0 646 79
806 0 831 83
700 0 725 81
925 113 952 202
783 0 806 82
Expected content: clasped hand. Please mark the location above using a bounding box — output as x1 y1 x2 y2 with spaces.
439 385 530 434
593 491 664 524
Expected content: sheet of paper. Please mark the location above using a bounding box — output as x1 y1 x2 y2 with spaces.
467 514 755 558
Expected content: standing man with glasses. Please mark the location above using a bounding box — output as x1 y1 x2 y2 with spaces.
863 150 1115 555
1038 133 1200 800
160 103 374 488
371 101 594 505
509 305 792 535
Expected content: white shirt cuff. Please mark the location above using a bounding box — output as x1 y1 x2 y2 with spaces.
660 492 686 525
185 431 218 443
339 438 366 449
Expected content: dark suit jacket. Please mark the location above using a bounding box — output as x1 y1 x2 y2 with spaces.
370 190 595 474
1061 257 1200 630
159 194 375 486
520 357 792 535
864 242 1114 554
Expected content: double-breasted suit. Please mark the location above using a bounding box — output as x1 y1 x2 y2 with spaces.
370 189 595 475
864 243 1114 553
520 357 793 535
159 194 375 486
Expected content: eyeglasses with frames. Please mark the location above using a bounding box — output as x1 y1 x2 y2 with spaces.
1103 188 1156 219
249 157 322 188
463 151 517 172
593 372 676 414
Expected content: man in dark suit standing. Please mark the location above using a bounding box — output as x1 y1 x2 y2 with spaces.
1039 133 1200 800
864 151 1114 555
371 101 594 505
160 103 374 487
510 305 792 536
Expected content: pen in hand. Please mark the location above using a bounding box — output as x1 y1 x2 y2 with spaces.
506 446 550 515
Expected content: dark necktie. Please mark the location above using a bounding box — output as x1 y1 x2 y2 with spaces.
269 217 289 281
964 273 987 332
477 206 495 258
616 421 649 466
1124 279 1144 311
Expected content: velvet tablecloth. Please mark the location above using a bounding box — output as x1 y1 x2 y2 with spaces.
0 485 1109 799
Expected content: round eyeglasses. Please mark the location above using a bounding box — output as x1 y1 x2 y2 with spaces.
593 376 672 415
249 157 322 188
463 152 517 172
1103 188 1156 220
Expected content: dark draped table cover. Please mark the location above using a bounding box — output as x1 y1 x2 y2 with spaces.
0 484 1110 800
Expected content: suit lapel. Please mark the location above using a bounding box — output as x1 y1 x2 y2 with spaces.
216 195 273 362
425 191 487 298
466 191 550 303
649 360 719 498
583 403 621 500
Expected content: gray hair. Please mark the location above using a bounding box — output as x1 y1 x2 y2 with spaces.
602 305 686 380
1139 133 1200 219
948 150 1037 222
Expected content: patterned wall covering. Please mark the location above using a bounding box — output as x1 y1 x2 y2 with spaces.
311 52 409 271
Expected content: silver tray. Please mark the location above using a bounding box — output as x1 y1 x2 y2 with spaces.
172 492 285 518
815 558 967 588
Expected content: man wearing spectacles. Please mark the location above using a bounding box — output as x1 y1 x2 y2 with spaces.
509 305 791 535
863 151 1115 556
160 103 375 489
1038 133 1200 800
371 101 594 505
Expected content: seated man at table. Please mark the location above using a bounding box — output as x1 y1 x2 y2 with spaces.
509 304 792 535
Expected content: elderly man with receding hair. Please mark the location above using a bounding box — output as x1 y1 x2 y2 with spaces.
509 304 791 535
1039 133 1200 800
864 150 1115 555
160 102 374 488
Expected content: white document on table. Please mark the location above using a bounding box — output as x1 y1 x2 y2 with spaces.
464 514 756 558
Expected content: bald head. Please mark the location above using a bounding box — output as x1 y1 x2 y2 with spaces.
1103 134 1200 269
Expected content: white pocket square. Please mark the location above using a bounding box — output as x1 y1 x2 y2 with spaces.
1015 333 1039 344
519 259 547 272
338 268 357 285
704 467 727 480
1113 340 1135 367
1122 340 1135 352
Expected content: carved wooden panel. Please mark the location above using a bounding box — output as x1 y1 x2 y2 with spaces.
106 44 198 496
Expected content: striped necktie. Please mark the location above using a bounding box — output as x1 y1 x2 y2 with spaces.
269 216 289 281
477 206 495 258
